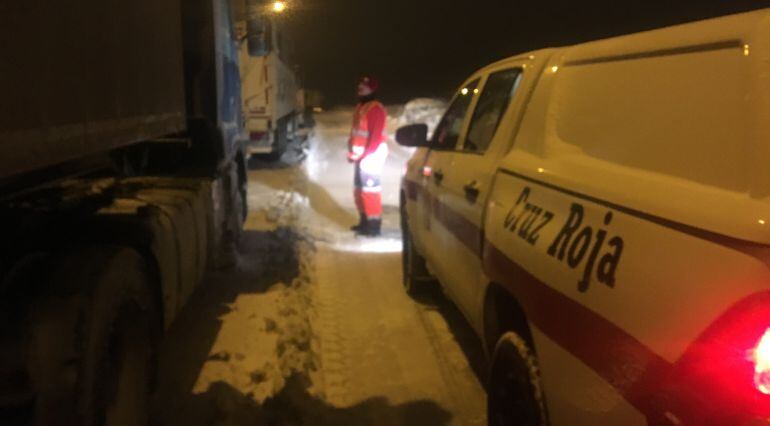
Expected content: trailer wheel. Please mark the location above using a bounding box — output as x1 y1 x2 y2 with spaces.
400 205 432 295
27 247 159 426
488 332 548 426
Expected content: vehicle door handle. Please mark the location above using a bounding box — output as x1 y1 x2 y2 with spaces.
464 181 480 202
433 169 444 184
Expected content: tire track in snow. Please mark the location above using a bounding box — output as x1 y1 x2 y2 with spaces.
315 278 354 407
414 302 487 425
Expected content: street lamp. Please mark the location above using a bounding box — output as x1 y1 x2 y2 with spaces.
271 1 287 13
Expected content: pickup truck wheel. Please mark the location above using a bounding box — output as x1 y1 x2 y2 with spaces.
401 212 431 295
488 332 548 426
27 247 159 426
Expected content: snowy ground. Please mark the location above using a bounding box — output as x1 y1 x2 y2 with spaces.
152 106 486 425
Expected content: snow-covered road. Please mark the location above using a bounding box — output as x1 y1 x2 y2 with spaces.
152 107 486 425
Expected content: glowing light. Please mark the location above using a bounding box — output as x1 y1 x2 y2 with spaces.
550 65 559 73
528 55 535 60
461 88 469 95
754 328 770 394
760 219 766 225
271 1 287 13
537 167 545 173
328 238 402 254
473 88 479 94
422 166 432 177
744 44 751 57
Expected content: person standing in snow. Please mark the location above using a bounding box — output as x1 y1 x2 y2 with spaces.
348 76 388 237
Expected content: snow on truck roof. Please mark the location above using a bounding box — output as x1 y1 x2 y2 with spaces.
561 8 770 65
476 7 770 75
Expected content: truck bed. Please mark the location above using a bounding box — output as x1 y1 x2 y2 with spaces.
0 0 187 180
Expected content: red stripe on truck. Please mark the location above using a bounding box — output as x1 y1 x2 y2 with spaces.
403 178 481 255
483 242 672 421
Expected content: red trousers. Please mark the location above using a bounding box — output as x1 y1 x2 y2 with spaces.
353 144 388 218
354 187 382 218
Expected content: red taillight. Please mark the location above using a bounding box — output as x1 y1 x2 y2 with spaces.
662 292 770 423
754 328 770 395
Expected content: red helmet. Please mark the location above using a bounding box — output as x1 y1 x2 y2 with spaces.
359 75 380 92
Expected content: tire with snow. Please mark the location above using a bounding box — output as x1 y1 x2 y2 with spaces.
400 206 431 295
27 247 159 426
488 331 548 426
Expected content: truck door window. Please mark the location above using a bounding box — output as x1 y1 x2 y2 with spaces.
464 69 522 153
432 79 480 150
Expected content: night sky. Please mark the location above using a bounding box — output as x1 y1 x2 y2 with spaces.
283 0 770 106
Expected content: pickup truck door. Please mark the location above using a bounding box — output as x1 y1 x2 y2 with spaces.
413 79 481 274
434 67 525 329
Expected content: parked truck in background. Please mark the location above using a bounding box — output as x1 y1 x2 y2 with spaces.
0 0 265 423
237 3 304 159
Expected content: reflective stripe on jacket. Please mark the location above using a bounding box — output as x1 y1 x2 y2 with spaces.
348 101 386 161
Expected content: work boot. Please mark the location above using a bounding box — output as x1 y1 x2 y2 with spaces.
350 213 367 232
359 217 382 237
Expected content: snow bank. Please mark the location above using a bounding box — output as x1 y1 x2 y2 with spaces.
317 100 446 141
396 98 447 137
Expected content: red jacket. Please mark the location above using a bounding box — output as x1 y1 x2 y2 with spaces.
348 101 387 160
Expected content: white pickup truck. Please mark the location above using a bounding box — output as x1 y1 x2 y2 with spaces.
398 8 770 426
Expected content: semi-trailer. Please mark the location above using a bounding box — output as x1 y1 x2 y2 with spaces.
0 0 258 423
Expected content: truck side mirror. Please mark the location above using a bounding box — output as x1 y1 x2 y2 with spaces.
246 1 271 56
396 124 430 147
